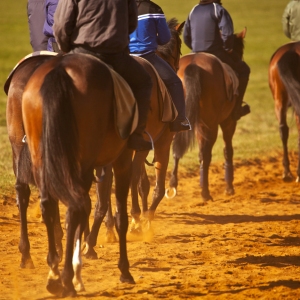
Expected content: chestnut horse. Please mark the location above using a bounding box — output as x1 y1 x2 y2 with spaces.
5 53 64 269
22 54 135 296
83 18 185 259
168 29 247 202
269 42 300 182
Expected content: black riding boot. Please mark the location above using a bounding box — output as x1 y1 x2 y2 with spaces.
167 82 191 132
127 102 153 152
232 76 251 121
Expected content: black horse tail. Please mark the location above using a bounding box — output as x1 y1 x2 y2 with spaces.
40 64 84 204
277 50 300 116
172 63 201 159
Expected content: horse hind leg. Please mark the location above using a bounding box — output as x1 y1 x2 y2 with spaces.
220 120 236 196
16 181 34 269
72 196 91 293
113 150 135 284
280 123 294 181
39 194 64 297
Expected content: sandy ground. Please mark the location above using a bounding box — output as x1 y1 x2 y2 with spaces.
1 151 300 300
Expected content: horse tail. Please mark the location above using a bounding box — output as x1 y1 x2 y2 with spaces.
277 50 300 116
172 63 201 159
40 64 84 203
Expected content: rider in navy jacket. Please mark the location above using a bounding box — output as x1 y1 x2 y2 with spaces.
129 0 190 132
43 0 59 52
184 0 250 120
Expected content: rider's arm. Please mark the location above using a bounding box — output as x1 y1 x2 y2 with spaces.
217 5 234 52
53 0 77 53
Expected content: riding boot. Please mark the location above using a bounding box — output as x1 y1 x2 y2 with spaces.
127 101 153 152
167 82 191 132
232 76 251 121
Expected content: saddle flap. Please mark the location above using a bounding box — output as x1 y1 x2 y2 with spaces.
221 63 239 101
108 68 138 139
133 56 178 123
4 51 58 95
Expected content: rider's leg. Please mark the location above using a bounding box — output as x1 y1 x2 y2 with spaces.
142 53 190 132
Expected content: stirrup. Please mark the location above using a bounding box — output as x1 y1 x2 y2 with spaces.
169 117 192 132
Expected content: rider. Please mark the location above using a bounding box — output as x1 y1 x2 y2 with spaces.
129 0 191 132
53 0 153 152
183 0 251 121
282 0 300 41
43 0 60 52
27 0 48 51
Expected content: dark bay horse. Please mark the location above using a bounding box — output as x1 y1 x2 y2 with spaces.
269 42 300 182
83 19 185 259
5 53 64 269
168 29 247 202
22 53 135 296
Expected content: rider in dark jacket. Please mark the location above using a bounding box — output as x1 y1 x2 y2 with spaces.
129 0 190 132
53 0 153 151
184 0 250 120
27 0 48 51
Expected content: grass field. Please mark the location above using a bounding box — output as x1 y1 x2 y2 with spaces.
0 0 296 193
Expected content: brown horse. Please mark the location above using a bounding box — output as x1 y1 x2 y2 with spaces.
269 41 300 182
83 18 185 259
168 29 247 202
22 53 135 296
5 53 64 269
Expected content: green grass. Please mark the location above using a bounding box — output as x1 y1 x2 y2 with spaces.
0 0 297 193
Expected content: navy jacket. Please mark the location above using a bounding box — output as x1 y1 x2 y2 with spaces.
43 0 59 51
129 0 171 55
183 2 234 53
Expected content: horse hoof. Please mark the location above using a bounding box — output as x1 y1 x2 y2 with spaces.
20 258 35 269
283 172 294 182
201 194 213 202
129 226 143 235
225 188 235 196
46 278 64 296
105 230 117 243
120 273 135 284
165 187 177 199
84 248 98 260
61 287 77 298
73 279 85 292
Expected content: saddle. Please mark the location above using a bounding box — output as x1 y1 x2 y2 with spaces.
4 51 58 95
133 56 178 122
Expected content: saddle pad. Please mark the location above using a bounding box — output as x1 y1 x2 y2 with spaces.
4 51 58 95
198 53 239 101
107 67 138 139
133 56 178 122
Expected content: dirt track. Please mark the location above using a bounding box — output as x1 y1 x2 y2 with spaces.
1 152 300 299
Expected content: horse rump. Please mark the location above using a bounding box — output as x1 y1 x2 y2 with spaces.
277 50 300 116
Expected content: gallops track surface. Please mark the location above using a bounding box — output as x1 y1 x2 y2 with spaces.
1 152 300 299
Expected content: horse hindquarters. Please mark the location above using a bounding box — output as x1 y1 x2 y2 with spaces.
23 62 88 297
276 50 300 181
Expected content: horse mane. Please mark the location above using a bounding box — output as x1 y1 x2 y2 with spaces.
157 18 182 58
233 33 245 61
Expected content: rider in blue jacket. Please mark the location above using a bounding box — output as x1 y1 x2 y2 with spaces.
129 0 190 132
184 0 250 120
